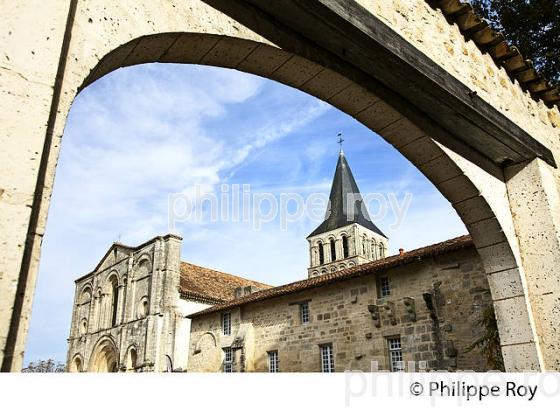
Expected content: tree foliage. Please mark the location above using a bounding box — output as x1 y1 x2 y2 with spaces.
23 359 66 373
465 302 505 371
471 0 560 84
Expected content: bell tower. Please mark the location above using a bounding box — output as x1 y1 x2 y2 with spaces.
307 147 388 278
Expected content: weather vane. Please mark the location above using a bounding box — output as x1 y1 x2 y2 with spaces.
337 132 344 152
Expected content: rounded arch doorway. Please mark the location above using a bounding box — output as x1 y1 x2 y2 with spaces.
89 338 119 372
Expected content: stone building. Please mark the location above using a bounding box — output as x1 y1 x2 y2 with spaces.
187 235 492 372
68 151 495 372
66 234 270 372
186 153 495 372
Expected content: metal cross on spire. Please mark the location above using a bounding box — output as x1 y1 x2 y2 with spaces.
337 132 344 153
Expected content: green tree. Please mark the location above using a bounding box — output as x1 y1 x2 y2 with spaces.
465 302 505 371
471 0 560 84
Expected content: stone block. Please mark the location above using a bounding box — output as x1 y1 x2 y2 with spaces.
476 242 518 274
486 269 525 301
493 295 535 346
328 83 379 116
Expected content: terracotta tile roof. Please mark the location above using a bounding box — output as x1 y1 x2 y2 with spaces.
180 262 272 304
188 234 474 318
427 0 560 108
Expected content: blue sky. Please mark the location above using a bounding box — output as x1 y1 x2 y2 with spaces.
25 63 466 364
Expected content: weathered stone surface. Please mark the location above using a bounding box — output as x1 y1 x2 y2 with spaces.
67 235 209 372
188 247 494 372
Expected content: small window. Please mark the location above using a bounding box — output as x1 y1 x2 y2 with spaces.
268 351 279 373
223 348 233 373
371 241 377 259
388 336 404 372
330 238 336 261
222 312 231 336
342 236 349 258
79 318 88 335
110 281 119 327
379 276 390 297
300 302 310 324
320 344 335 373
379 243 385 258
318 243 325 265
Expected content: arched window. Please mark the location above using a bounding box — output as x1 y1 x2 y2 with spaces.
318 243 324 265
126 347 137 372
379 243 385 258
80 287 92 304
79 318 88 335
165 355 173 373
371 240 377 259
330 238 336 261
342 236 349 258
109 276 119 327
362 236 367 257
70 356 82 373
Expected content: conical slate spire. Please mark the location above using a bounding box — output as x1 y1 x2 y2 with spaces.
308 151 386 238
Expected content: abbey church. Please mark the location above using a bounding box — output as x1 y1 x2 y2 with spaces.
67 152 495 372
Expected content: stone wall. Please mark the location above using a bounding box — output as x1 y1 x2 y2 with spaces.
188 246 494 372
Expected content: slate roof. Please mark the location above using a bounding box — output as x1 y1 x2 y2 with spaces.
188 234 474 318
308 151 386 238
180 262 272 304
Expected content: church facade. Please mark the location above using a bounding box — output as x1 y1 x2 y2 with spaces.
67 152 496 372
66 234 270 372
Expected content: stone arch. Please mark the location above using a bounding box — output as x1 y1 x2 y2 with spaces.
78 317 88 336
194 332 217 353
165 355 173 373
134 254 152 277
69 354 83 373
362 234 368 258
79 285 92 303
371 238 378 259
2 0 558 372
74 284 93 337
102 272 120 328
89 337 119 372
124 344 138 372
136 295 150 320
317 241 325 266
329 237 337 262
341 234 350 259
190 332 221 372
105 270 120 287
62 38 542 370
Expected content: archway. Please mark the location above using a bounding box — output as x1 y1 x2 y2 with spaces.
125 346 138 373
68 355 83 373
89 339 118 373
1 0 559 372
